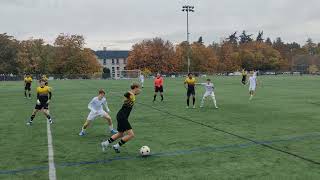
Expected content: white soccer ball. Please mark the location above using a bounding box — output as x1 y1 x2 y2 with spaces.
140 146 151 156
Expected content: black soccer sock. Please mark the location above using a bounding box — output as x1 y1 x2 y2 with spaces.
108 137 115 143
153 95 156 101
29 93 31 97
193 97 195 105
30 114 35 121
24 91 27 97
161 95 164 101
187 98 190 106
46 115 51 120
119 139 126 146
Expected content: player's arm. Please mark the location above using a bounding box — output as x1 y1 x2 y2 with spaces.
47 89 52 103
87 98 96 112
36 90 41 105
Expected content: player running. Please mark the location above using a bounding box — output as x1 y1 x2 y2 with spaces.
27 79 53 125
184 73 196 108
241 69 247 85
101 83 141 153
248 72 258 100
79 89 117 136
139 73 144 88
153 73 164 102
197 79 218 109
24 73 33 99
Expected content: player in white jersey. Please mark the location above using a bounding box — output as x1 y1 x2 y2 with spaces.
248 72 258 100
197 79 218 109
79 89 117 136
139 74 145 88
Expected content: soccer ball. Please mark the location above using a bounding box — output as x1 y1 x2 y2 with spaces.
140 146 151 156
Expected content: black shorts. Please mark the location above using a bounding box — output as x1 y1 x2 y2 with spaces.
116 113 132 132
35 103 49 110
242 76 247 84
187 88 195 97
25 83 31 91
155 86 163 93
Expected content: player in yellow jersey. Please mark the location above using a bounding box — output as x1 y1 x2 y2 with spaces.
101 83 141 153
24 73 33 99
184 73 196 108
241 69 247 85
27 79 53 125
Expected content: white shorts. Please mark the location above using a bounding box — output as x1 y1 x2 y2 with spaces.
249 85 256 91
203 91 215 98
87 110 109 121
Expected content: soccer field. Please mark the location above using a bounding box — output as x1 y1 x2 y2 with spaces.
1 75 320 180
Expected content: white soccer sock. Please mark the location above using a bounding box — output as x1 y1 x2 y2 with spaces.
212 97 217 107
114 143 120 149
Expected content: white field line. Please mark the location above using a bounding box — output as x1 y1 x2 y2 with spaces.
47 121 57 180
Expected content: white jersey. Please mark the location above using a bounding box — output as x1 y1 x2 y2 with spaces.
139 75 144 82
249 76 257 90
88 97 110 112
201 83 214 93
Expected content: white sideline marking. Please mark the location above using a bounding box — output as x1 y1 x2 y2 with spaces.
47 121 57 180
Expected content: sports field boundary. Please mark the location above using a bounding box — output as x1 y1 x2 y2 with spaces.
47 120 57 180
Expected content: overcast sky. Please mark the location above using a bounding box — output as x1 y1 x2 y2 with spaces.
1 0 320 50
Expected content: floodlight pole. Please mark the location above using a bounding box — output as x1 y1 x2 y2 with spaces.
182 5 194 74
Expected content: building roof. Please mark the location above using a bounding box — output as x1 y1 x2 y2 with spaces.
95 50 130 59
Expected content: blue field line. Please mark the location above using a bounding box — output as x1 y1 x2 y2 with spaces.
1 133 320 175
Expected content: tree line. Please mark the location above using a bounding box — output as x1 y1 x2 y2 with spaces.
1 31 320 75
127 31 320 73
0 33 100 75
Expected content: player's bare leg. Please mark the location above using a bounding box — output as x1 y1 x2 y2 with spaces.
103 114 117 134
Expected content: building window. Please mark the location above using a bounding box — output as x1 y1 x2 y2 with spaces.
116 67 120 70
123 59 127 64
112 59 115 64
103 59 106 65
116 59 119 65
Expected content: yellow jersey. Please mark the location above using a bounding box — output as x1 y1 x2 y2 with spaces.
184 77 196 87
24 77 33 84
37 86 52 103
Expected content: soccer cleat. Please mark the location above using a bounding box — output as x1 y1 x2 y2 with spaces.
200 105 204 108
186 106 189 109
112 145 120 153
24 96 27 99
101 141 110 152
79 131 86 136
111 129 118 135
193 105 196 109
26 121 32 126
48 119 53 124
215 106 219 109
